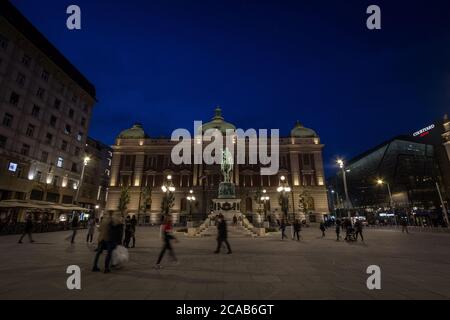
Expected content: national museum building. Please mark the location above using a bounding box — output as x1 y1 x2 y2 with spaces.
106 108 329 224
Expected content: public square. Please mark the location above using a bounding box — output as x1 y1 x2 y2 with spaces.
1 226 450 300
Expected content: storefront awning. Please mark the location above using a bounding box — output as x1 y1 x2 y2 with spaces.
0 200 91 211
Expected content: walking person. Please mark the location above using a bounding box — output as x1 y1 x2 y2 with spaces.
354 219 364 242
154 216 178 269
320 222 326 237
214 214 232 254
66 214 79 244
280 219 287 240
401 218 409 233
18 214 35 244
123 216 132 248
92 212 120 273
130 215 137 248
335 219 341 241
293 219 301 241
86 216 96 243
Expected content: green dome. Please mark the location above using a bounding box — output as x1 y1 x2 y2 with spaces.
201 107 236 134
291 120 317 138
118 123 148 139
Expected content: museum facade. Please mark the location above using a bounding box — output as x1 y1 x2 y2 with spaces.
105 108 329 224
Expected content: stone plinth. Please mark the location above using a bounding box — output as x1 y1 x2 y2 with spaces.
212 198 242 221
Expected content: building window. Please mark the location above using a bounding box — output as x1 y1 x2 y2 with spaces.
41 70 49 81
72 94 77 103
26 124 35 137
36 88 45 99
21 54 31 67
50 115 57 127
35 171 42 182
58 82 65 93
54 99 61 109
3 113 13 127
41 151 49 163
0 135 7 148
8 162 18 172
21 144 30 156
74 147 80 157
61 140 68 151
0 35 8 49
81 117 86 127
16 73 26 86
71 163 78 173
69 108 74 119
45 133 53 145
9 92 20 106
64 124 71 134
56 157 64 168
77 132 83 142
83 102 89 112
31 105 40 118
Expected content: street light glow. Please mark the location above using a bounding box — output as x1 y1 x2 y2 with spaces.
161 185 167 192
277 186 283 192
167 175 172 180
377 179 384 185
280 176 286 181
337 159 344 168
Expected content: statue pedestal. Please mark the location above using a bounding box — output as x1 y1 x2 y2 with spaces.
212 198 242 221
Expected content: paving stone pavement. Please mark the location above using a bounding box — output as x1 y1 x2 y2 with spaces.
1 226 450 300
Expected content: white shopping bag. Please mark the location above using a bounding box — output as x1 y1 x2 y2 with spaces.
111 245 129 267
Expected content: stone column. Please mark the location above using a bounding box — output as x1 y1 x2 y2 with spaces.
289 152 300 186
109 152 121 187
133 153 145 187
314 152 325 186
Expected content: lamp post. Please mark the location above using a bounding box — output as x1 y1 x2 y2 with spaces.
337 159 351 220
187 189 196 222
377 179 396 225
75 156 90 204
277 176 291 220
260 189 270 221
161 175 175 217
435 181 449 227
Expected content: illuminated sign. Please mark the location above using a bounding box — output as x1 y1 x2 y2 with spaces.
413 124 435 137
8 162 18 172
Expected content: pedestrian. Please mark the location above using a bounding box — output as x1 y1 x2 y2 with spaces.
130 215 137 248
401 218 409 233
18 214 35 244
66 214 79 244
123 216 132 248
154 215 178 269
320 222 326 237
92 212 117 273
233 215 237 226
280 219 287 240
354 219 364 241
214 214 232 254
335 219 341 241
293 219 301 241
86 216 95 243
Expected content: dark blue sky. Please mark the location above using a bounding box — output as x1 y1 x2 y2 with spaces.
10 0 450 176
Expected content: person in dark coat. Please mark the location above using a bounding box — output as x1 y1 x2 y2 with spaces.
400 218 409 233
293 219 301 241
123 216 132 248
92 212 117 273
280 219 287 240
354 219 364 241
320 222 326 237
335 219 341 241
214 214 232 254
66 214 79 244
18 214 34 244
130 216 137 247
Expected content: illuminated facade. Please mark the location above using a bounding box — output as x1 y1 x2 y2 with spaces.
106 108 329 224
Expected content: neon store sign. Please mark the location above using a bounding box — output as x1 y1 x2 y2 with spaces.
413 124 435 137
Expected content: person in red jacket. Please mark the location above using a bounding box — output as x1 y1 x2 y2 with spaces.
154 216 178 269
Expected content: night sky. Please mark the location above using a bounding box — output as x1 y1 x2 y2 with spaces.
10 0 450 176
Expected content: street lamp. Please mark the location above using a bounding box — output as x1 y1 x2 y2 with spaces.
161 175 175 216
75 156 90 203
435 181 450 227
260 189 270 221
187 189 196 222
337 159 351 220
277 176 291 220
377 179 396 225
